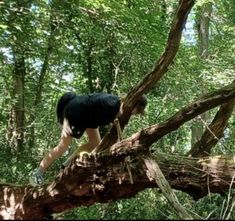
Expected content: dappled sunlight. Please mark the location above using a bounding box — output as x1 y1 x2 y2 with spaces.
0 188 21 220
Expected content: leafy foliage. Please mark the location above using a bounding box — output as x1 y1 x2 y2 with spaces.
0 0 234 219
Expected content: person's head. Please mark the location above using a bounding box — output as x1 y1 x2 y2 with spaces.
120 94 147 115
131 94 147 115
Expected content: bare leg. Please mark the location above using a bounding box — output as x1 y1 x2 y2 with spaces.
62 128 101 167
92 117 123 153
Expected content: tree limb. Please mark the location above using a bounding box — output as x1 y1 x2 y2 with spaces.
107 80 235 151
188 98 235 157
96 0 195 152
1 152 235 219
144 157 193 220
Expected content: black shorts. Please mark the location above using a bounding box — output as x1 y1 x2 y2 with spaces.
59 93 120 138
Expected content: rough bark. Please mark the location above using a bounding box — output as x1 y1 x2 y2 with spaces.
1 152 235 219
144 158 193 220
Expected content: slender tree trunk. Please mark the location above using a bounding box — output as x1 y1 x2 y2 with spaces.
191 2 212 146
9 48 26 151
84 40 94 93
6 1 29 152
188 98 235 157
198 2 212 59
104 33 116 93
28 2 58 148
28 27 55 148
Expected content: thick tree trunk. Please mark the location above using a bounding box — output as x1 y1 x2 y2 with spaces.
0 152 235 220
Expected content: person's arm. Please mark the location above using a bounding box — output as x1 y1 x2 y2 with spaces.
39 133 72 172
62 128 101 167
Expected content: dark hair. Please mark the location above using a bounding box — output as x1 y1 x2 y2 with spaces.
56 92 76 124
120 94 147 115
135 94 147 114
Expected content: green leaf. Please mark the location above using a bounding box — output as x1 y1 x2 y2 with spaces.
0 24 8 29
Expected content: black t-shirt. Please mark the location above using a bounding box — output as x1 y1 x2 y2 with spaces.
60 92 120 138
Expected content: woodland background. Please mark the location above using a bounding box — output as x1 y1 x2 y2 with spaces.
0 0 235 220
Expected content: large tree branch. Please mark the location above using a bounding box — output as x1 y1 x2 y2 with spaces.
1 152 235 219
188 98 235 157
144 158 193 220
105 80 235 153
96 0 195 151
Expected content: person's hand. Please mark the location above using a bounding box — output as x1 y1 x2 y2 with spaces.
29 170 44 186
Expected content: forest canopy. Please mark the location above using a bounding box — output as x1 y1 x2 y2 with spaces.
0 0 235 220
